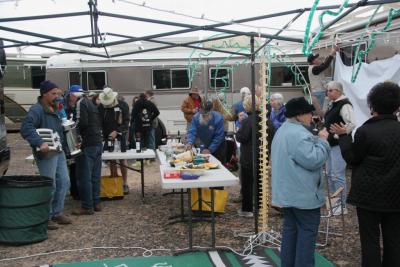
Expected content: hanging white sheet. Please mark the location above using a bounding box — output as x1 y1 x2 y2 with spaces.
334 53 400 128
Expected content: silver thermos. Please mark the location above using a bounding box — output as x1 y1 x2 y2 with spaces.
62 119 81 158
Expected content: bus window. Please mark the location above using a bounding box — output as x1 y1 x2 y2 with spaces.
31 66 45 89
152 68 190 90
209 67 230 89
171 69 190 89
340 42 367 66
87 71 106 90
69 71 106 91
69 71 81 88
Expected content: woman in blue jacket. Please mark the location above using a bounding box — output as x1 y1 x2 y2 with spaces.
271 97 330 267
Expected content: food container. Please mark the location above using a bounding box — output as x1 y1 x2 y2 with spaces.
164 170 181 179
181 173 200 180
180 169 205 176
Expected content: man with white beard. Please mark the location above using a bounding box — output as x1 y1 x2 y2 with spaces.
186 100 226 163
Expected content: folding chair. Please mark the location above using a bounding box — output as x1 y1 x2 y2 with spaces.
318 184 346 247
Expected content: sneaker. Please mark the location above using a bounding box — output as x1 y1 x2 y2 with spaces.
123 184 130 195
52 214 72 224
237 209 254 218
71 208 94 216
47 220 59 230
94 204 102 212
131 161 141 168
332 206 348 216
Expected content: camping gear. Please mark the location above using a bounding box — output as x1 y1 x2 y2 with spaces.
0 175 52 245
62 119 81 158
100 175 124 200
36 128 62 152
191 188 228 213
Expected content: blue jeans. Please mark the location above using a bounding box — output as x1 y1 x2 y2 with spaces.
326 145 347 205
312 91 326 109
148 127 156 150
75 145 102 210
281 207 321 267
36 152 70 219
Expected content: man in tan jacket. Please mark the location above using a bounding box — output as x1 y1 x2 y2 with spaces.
181 87 202 130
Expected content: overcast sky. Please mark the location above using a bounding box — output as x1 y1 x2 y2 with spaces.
0 0 358 54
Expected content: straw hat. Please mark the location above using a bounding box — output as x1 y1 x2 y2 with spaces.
189 86 201 95
99 87 118 106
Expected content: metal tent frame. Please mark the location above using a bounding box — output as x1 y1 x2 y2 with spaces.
1 0 398 234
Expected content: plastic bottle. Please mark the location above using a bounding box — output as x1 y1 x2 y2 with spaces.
136 137 141 153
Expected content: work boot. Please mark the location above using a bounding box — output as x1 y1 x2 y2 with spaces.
52 214 72 225
71 208 94 216
94 204 102 212
47 220 59 230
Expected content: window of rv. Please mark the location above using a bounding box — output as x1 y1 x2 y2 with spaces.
69 71 107 91
209 67 231 89
269 65 310 86
340 42 367 66
3 65 45 88
152 68 190 90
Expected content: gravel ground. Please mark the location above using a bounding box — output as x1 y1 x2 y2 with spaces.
0 133 361 267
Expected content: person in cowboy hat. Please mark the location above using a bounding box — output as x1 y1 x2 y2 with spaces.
271 97 330 267
308 45 338 109
181 86 202 130
98 87 130 194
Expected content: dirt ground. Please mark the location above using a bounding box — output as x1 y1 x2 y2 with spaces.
0 133 361 267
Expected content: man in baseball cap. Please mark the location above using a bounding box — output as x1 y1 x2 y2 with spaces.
186 100 226 163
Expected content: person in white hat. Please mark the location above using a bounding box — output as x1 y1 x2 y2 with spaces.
231 87 251 131
98 87 131 194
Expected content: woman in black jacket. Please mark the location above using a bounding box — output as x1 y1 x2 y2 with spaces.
236 95 275 217
331 81 400 267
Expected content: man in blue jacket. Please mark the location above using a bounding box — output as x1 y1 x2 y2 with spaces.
271 97 330 267
21 80 72 230
187 100 226 163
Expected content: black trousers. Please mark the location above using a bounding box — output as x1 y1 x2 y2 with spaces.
211 140 227 165
356 207 400 267
240 165 260 212
69 162 79 200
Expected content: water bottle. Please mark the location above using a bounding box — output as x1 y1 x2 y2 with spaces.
107 136 115 152
120 132 127 152
136 137 141 153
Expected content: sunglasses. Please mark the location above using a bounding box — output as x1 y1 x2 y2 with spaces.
326 89 337 92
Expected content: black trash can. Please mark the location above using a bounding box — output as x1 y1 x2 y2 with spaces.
0 175 53 245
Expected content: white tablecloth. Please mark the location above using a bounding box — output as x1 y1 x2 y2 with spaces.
157 150 239 190
26 149 155 163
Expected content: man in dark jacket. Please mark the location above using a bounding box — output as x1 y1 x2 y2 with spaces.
68 86 103 215
308 46 337 108
20 80 72 230
99 87 130 194
331 81 400 267
131 93 160 151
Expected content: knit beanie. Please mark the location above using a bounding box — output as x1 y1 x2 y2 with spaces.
40 80 58 95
